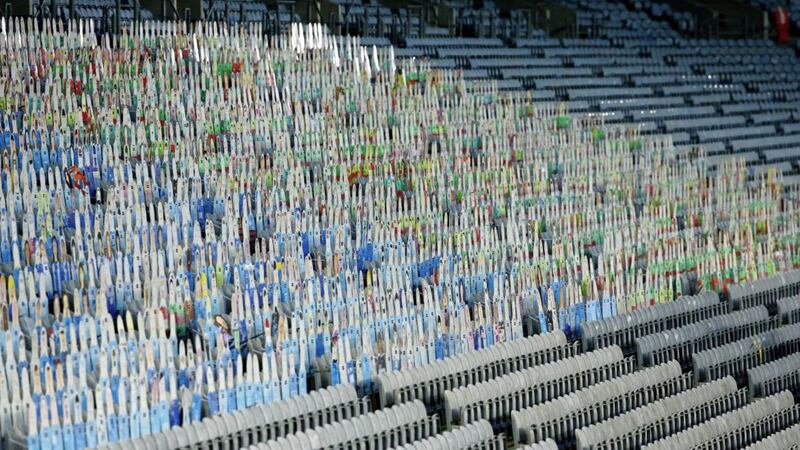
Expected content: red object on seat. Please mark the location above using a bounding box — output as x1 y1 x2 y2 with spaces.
774 7 790 44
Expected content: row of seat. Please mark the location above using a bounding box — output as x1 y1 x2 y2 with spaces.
643 391 799 450
580 291 720 351
636 38 772 49
569 87 654 100
598 97 684 112
752 111 794 124
689 93 732 105
503 67 595 79
244 401 434 450
665 115 746 132
635 305 774 367
720 102 800 115
405 37 504 48
573 376 744 450
510 361 688 445
437 48 533 58
533 77 624 90
697 125 777 143
518 439 558 450
743 421 800 450
693 323 800 383
631 105 716 121
376 331 572 408
542 47 642 57
469 58 563 69
731 133 800 154
728 270 800 311
747 352 800 400
442 347 630 427
779 295 800 324
390 420 502 450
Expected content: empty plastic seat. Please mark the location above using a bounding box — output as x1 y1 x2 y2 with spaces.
511 361 689 445
544 47 639 58
697 125 776 143
748 352 800 399
602 66 647 76
574 377 745 450
534 77 623 89
251 400 432 450
631 105 716 121
390 420 499 450
570 100 592 112
632 74 678 86
427 59 457 70
438 48 532 58
693 323 800 383
672 131 691 144
762 147 800 163
393 48 426 58
568 87 654 100
377 331 571 408
781 122 800 134
643 391 798 450
355 37 391 47
665 115 746 132
742 421 800 449
777 295 800 324
731 133 800 153
752 111 793 124
722 102 767 115
514 38 562 48
599 96 684 112
518 439 559 450
470 58 562 69
689 93 732 105
443 346 630 427
728 270 800 310
461 69 490 79
581 291 722 351
662 84 743 96
635 305 772 367
502 67 594 79
405 37 504 48
531 90 557 100
571 56 615 67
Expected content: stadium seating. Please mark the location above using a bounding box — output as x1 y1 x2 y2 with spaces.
344 0 800 185
0 5 800 449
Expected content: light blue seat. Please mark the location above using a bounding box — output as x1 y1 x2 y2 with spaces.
569 86 653 100
698 125 776 142
535 77 623 89
631 105 715 121
751 112 793 124
470 57 562 68
665 115 746 132
599 96 684 111
689 93 732 105
514 38 562 48
731 133 800 152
